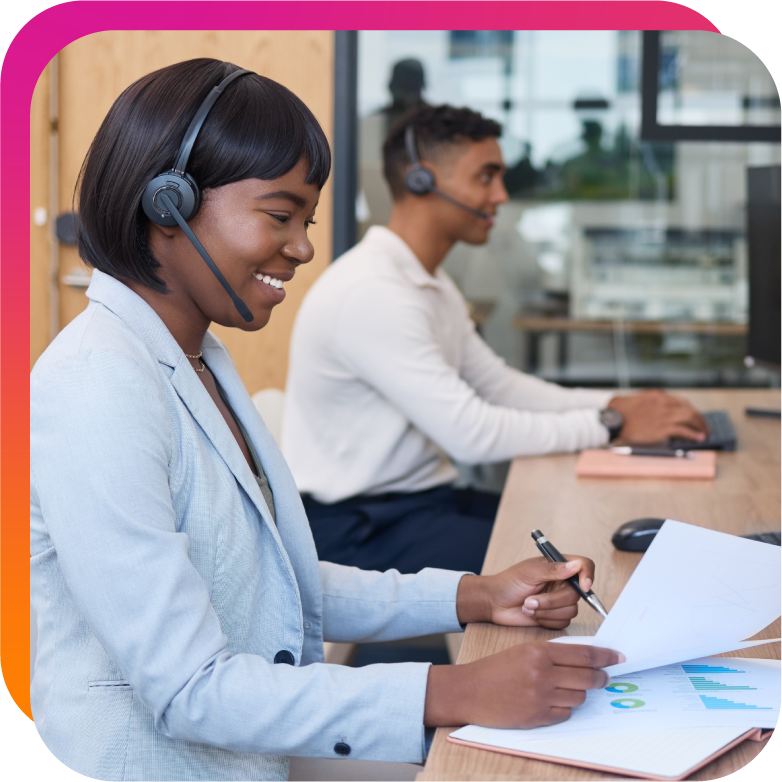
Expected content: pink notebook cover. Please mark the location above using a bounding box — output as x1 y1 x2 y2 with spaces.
446 728 770 781
575 449 716 479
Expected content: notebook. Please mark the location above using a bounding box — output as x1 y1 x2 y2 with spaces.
448 726 772 781
575 448 716 479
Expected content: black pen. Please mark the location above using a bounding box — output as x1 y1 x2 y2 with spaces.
611 446 694 458
745 407 781 419
530 530 608 618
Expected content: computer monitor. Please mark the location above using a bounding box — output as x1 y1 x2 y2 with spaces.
746 165 781 370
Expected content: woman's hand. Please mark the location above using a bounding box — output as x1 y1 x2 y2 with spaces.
424 642 624 728
455 556 595 629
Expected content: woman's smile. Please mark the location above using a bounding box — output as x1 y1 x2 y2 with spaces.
252 268 294 303
143 163 320 335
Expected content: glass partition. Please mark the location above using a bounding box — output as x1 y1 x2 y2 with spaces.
357 30 780 387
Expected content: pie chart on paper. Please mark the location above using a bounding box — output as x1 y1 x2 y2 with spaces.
606 682 639 693
611 698 646 709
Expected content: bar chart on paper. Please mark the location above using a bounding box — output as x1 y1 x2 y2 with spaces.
665 658 778 716
682 664 745 674
686 666 758 692
699 695 773 710
689 677 756 691
652 657 780 723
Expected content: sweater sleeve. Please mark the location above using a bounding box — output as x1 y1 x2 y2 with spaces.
335 280 610 464
458 313 615 412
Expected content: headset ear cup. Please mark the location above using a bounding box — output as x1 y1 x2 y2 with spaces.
141 172 201 226
405 166 436 196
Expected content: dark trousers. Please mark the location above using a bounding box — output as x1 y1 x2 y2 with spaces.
303 485 499 575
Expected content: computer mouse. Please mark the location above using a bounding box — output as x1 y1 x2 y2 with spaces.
612 518 667 552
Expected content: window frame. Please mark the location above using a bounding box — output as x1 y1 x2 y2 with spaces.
640 30 781 143
332 30 359 260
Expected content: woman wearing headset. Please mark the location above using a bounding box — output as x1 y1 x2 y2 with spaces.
30 59 620 781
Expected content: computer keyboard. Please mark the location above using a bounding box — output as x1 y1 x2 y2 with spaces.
669 410 737 451
742 531 781 546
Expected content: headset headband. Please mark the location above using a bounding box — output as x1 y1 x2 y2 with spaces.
173 69 252 174
404 125 421 168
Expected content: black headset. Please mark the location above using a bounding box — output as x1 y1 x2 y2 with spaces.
141 68 255 322
403 125 491 220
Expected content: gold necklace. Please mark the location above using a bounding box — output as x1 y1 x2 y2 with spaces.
184 351 205 373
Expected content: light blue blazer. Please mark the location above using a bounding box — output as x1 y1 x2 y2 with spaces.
30 270 465 781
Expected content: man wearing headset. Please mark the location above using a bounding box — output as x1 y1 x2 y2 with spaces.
282 104 707 576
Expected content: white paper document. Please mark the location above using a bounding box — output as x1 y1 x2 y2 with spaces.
450 522 780 777
451 657 778 779
593 656 780 730
570 519 781 675
455 656 779 745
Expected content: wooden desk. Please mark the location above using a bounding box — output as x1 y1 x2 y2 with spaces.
421 389 780 781
513 316 747 374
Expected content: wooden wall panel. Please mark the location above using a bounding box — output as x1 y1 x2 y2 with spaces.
30 62 52 369
54 31 334 392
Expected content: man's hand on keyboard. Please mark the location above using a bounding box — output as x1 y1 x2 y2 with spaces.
607 389 708 444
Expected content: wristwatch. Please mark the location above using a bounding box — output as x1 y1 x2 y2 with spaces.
599 407 624 441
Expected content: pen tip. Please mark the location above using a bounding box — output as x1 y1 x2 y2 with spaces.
588 594 609 618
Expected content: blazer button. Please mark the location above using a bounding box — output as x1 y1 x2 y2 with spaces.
274 650 295 665
334 742 351 756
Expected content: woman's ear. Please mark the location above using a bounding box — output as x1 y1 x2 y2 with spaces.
145 220 181 275
147 220 179 241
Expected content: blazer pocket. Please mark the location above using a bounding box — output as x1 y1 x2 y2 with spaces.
88 680 132 692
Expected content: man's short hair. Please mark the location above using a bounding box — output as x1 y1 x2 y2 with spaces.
382 104 502 200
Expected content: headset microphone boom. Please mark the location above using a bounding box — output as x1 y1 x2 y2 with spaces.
141 68 255 322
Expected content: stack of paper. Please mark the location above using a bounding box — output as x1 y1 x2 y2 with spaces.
449 521 781 779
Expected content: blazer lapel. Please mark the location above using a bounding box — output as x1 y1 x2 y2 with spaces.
84 272 306 604
202 337 322 605
169 357 281 540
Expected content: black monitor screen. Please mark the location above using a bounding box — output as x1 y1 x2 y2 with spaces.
747 166 781 369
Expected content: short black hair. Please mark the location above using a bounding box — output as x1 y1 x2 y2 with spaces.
382 104 502 200
77 58 331 293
